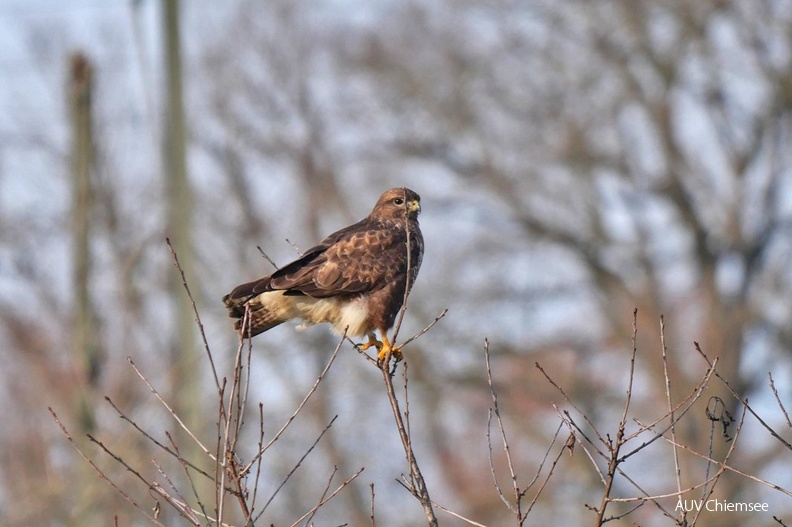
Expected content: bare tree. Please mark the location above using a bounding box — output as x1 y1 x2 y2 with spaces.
333 1 792 524
3 1 792 525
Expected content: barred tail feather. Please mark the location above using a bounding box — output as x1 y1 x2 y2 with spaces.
223 290 294 338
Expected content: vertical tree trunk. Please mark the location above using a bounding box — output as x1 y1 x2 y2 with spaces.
69 52 98 435
163 0 197 426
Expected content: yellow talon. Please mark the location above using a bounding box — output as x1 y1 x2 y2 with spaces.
359 335 382 352
376 334 402 364
378 345 402 364
359 333 402 364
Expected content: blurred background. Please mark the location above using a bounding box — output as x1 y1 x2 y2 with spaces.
2 0 792 525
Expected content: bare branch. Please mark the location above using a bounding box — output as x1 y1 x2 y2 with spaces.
659 315 684 517
695 342 792 451
369 483 377 527
303 464 339 527
256 244 279 269
640 407 792 498
399 308 448 348
431 500 489 527
151 458 200 525
49 407 167 527
378 348 438 525
769 372 792 429
127 357 216 461
484 339 521 519
166 237 221 394
165 431 211 523
287 468 366 527
258 416 339 518
104 395 215 482
242 331 344 475
284 238 304 256
535 362 609 449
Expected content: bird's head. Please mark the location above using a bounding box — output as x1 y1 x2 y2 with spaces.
371 187 421 221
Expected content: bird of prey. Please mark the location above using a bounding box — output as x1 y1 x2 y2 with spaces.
223 187 423 363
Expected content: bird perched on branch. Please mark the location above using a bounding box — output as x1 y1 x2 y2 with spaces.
223 187 423 363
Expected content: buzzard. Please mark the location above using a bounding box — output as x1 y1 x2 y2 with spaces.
223 187 423 362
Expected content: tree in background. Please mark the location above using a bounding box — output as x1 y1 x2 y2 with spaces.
1 1 791 526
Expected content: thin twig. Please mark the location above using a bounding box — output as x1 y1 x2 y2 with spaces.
620 308 639 423
695 342 792 450
555 405 606 483
522 426 568 517
248 402 266 522
591 311 642 526
640 407 792 499
620 356 718 458
403 361 417 491
166 431 211 522
607 471 729 502
219 325 252 523
431 500 489 527
690 400 746 527
166 238 222 394
239 319 255 438
486 409 512 510
399 309 448 348
303 465 339 527
379 352 438 525
285 238 304 256
104 395 215 482
350 335 379 366
215 376 227 521
484 339 522 520
242 332 344 476
85 432 201 525
127 357 216 460
258 416 339 519
535 362 609 448
49 408 167 527
286 468 365 527
602 502 644 523
256 245 279 269
152 458 200 525
369 483 377 527
659 315 684 517
769 372 792 429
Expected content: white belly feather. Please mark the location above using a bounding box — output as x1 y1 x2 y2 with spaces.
256 291 372 337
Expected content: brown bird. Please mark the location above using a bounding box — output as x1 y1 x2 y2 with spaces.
223 188 423 362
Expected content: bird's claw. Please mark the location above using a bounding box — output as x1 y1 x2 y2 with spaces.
360 338 402 366
359 339 382 352
377 345 402 366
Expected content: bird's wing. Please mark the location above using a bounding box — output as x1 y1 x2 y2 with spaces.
223 219 366 303
267 222 408 298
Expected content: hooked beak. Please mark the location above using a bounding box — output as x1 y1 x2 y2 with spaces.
408 199 421 214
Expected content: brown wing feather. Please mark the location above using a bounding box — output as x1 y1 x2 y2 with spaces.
223 218 369 304
269 226 405 298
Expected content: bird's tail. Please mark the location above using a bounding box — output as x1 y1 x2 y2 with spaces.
222 291 285 338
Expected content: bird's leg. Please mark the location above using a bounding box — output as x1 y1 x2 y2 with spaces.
359 333 382 352
359 332 402 364
377 333 402 364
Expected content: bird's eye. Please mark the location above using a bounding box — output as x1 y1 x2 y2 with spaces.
393 198 404 205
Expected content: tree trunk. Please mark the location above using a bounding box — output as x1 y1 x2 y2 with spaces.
69 52 98 435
